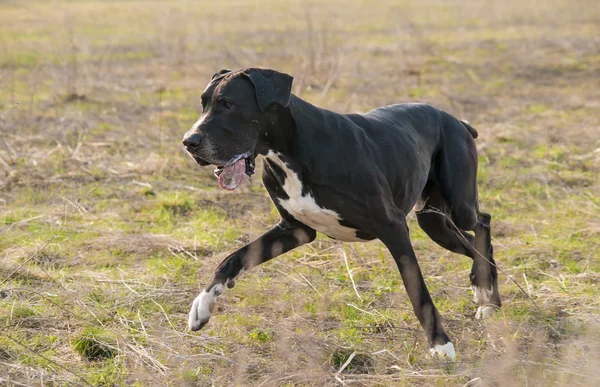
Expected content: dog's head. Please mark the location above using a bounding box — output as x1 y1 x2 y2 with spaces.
182 68 293 190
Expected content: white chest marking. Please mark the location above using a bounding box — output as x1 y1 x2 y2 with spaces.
265 152 363 242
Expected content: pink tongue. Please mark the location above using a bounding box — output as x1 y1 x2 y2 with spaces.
218 158 246 190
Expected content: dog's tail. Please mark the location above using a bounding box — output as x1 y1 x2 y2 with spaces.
460 120 478 139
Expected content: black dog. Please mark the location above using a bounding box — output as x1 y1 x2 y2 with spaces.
182 68 501 360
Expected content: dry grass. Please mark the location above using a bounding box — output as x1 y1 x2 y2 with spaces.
1 0 599 385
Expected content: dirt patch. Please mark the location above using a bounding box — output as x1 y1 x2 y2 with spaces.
89 233 183 255
31 251 68 269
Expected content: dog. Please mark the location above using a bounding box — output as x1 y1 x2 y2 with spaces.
182 68 501 361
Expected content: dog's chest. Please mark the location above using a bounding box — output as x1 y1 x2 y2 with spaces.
264 152 363 242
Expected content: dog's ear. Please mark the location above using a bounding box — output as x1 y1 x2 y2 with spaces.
243 68 293 112
212 69 232 80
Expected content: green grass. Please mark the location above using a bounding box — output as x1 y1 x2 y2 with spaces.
72 327 118 361
1 0 599 385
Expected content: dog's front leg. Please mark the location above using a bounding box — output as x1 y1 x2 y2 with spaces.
188 221 315 331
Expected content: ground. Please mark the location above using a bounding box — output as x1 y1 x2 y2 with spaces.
1 0 599 385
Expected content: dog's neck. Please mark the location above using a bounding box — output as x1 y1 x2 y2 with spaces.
256 95 323 160
256 95 299 157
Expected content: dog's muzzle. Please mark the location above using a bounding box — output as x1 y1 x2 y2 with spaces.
186 151 212 166
182 132 213 166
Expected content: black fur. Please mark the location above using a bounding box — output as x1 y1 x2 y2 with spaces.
183 68 500 354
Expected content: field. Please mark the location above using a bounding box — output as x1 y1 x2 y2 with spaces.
1 0 599 385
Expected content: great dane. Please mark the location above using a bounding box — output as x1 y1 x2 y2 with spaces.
182 68 501 360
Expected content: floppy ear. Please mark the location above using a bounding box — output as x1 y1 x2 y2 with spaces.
243 68 293 112
212 69 232 80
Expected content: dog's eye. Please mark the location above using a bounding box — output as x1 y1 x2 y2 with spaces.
223 101 233 109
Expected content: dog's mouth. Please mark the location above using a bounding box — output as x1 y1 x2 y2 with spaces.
212 152 254 191
189 153 212 167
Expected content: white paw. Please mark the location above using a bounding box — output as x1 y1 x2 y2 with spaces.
476 305 497 319
471 285 493 305
188 284 223 331
429 342 456 362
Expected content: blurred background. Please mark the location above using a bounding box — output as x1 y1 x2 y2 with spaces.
1 0 599 385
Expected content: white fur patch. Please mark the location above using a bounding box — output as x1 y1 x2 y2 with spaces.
429 342 456 362
476 305 497 319
183 116 205 141
265 152 362 242
471 285 493 305
188 284 224 331
472 285 497 319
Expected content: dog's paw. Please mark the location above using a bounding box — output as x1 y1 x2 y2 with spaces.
471 285 493 305
429 342 456 362
475 305 498 319
188 284 223 331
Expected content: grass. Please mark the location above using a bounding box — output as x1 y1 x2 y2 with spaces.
1 0 599 385
72 327 118 361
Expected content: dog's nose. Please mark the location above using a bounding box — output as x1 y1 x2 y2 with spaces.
182 132 201 148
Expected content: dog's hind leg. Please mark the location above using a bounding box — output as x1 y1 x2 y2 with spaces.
416 182 476 258
188 220 315 331
469 211 500 318
420 124 501 319
417 190 501 318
